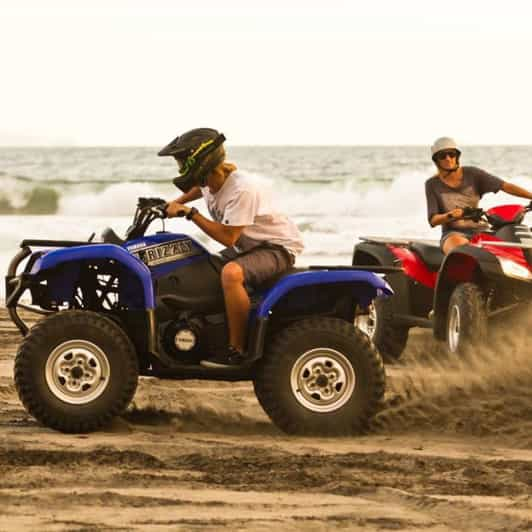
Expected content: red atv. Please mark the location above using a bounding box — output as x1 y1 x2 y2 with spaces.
353 202 532 359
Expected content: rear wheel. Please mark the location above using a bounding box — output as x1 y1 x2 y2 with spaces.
446 283 488 357
254 318 385 435
14 310 138 433
355 298 409 362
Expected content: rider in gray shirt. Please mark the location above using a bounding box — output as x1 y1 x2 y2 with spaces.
425 166 503 230
425 137 532 254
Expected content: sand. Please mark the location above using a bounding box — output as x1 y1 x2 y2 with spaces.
0 308 531 531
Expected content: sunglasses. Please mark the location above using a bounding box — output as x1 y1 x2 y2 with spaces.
436 150 458 161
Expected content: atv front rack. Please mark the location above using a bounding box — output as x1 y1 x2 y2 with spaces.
6 239 103 335
6 246 34 335
20 239 98 248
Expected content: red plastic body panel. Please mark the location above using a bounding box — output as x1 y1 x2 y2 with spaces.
444 254 478 283
471 233 530 270
388 245 438 289
486 204 525 223
387 202 531 289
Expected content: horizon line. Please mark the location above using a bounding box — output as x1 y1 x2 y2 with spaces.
1 143 532 148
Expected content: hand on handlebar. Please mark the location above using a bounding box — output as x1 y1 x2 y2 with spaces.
461 206 484 222
448 208 465 221
165 200 188 218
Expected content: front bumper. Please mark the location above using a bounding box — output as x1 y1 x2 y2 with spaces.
5 246 38 336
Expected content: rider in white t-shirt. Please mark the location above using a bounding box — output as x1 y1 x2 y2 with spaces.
158 128 304 367
201 170 303 258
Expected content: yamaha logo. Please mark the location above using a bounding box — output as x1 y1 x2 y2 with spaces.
174 329 196 351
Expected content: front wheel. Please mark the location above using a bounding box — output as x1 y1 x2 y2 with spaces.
254 318 385 435
446 283 488 357
14 310 139 433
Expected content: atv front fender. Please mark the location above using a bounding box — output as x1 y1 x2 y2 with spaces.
432 245 501 339
29 244 155 308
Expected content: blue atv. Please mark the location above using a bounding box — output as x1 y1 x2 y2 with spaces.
6 197 392 435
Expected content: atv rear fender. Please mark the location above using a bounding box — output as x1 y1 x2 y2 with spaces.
352 242 397 268
247 269 393 360
257 269 392 318
352 242 411 315
432 246 501 339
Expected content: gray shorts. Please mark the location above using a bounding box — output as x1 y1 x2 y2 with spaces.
440 228 478 249
221 246 295 287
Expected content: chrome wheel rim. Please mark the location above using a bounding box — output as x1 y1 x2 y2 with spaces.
354 303 377 340
290 348 356 413
45 340 111 405
448 305 461 353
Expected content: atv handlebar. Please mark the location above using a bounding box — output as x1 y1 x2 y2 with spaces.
459 202 532 227
125 197 168 240
137 197 167 210
138 197 169 219
461 207 485 222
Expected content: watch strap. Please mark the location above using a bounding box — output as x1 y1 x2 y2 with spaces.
186 207 198 220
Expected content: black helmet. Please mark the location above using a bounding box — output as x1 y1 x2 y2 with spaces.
158 128 226 192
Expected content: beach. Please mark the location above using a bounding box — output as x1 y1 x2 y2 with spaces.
2 1 532 528
1 308 531 531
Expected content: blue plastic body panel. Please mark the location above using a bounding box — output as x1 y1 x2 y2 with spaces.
123 232 210 280
30 244 156 308
28 232 210 309
26 230 392 319
255 269 393 318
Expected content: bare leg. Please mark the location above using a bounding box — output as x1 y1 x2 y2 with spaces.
221 262 250 352
442 234 470 255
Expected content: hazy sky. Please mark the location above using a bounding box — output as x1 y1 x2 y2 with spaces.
1 0 532 145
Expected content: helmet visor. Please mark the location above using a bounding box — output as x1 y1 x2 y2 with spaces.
172 156 208 192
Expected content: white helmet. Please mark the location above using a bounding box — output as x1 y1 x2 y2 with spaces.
431 137 461 160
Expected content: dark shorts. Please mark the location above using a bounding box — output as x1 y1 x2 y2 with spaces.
221 245 295 287
440 228 478 249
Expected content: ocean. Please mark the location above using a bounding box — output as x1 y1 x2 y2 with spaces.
1 145 532 299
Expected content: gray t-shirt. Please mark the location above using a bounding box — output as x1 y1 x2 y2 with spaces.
425 166 503 232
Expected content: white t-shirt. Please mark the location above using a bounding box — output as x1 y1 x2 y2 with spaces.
200 171 304 257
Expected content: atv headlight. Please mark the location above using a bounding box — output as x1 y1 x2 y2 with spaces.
497 257 532 281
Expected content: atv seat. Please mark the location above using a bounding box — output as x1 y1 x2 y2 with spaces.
209 253 309 292
409 242 444 272
253 267 310 292
160 262 309 312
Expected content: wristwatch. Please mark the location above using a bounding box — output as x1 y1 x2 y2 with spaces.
186 207 198 221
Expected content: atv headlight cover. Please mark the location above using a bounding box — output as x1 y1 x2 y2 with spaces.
497 257 532 281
